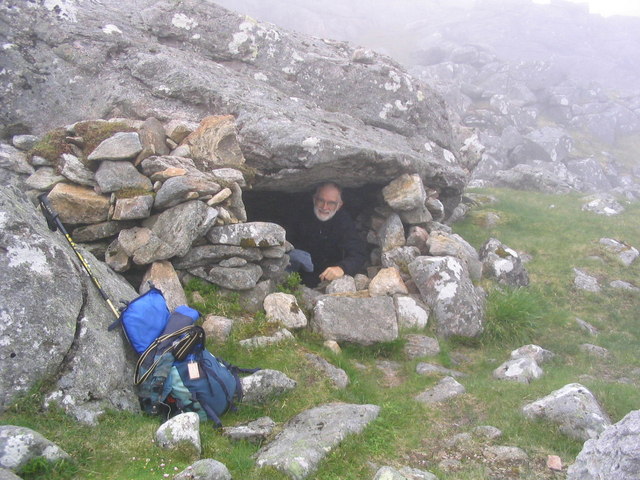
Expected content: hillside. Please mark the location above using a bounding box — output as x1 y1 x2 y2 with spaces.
2 187 639 479
1 1 639 479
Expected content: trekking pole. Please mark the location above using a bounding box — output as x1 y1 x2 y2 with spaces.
38 192 120 320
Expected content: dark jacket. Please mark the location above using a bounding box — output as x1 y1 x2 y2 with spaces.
287 204 367 287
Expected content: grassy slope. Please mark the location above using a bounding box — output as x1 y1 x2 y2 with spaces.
2 188 639 479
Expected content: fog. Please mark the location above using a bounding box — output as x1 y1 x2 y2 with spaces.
212 0 640 93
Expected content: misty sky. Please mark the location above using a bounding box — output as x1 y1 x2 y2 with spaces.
533 0 640 17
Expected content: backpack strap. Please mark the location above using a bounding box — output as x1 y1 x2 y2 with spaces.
134 325 204 386
194 392 223 428
219 359 260 404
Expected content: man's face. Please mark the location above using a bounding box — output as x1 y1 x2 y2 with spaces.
313 186 343 222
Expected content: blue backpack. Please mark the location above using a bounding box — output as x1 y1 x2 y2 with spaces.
110 287 258 427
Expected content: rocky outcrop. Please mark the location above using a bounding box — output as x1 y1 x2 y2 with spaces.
0 186 139 422
213 0 640 199
567 409 640 480
1 0 470 207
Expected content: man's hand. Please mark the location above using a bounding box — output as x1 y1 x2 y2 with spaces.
319 266 344 282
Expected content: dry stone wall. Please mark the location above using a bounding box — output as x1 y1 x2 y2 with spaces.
9 113 498 339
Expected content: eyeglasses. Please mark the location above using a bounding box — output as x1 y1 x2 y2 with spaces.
314 196 340 209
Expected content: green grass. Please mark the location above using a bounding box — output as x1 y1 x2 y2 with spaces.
2 187 640 479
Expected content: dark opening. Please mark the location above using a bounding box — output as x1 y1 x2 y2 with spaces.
244 184 380 225
243 183 384 259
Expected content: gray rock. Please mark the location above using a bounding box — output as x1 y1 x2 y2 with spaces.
0 425 69 471
522 383 611 441
173 245 263 269
25 166 65 191
409 256 485 338
576 317 599 336
427 231 482 281
0 467 22 479
405 226 430 255
241 369 297 405
395 295 429 329
399 204 433 225
524 126 572 162
258 256 289 284
380 246 421 271
154 175 221 210
222 279 275 314
141 200 217 262
223 417 277 444
112 194 154 221
377 213 406 252
239 328 295 349
264 292 307 329
581 193 624 216
312 296 398 345
11 135 38 151
202 315 234 343
479 237 529 286
574 268 601 292
2 2 468 207
140 260 187 311
599 238 639 266
404 335 440 359
173 459 232 480
46 182 110 225
0 186 138 418
494 164 574 194
567 409 640 480
87 132 143 162
305 353 349 389
59 153 96 187
369 267 408 296
510 344 555 363
219 257 247 268
472 425 503 440
415 376 466 404
0 144 34 177
138 117 170 159
207 222 286 247
325 275 357 294
71 220 136 243
483 445 528 463
493 356 543 383
165 119 199 144
191 263 263 291
95 160 152 194
609 280 639 291
566 157 612 192
155 412 201 454
383 174 427 211
580 344 609 357
255 403 380 479
374 466 438 480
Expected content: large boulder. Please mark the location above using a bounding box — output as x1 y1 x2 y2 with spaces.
312 296 398 345
408 256 485 338
522 383 611 441
0 186 139 422
1 0 469 208
567 409 640 480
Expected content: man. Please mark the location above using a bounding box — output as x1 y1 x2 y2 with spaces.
286 182 367 287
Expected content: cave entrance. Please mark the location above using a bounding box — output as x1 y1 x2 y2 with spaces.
243 184 380 225
242 183 384 259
